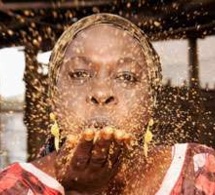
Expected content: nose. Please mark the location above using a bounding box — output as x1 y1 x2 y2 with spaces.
87 81 118 106
89 95 116 105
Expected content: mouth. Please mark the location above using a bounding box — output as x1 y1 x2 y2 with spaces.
86 116 113 130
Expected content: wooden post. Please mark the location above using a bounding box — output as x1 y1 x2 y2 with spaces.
188 37 200 89
187 37 203 143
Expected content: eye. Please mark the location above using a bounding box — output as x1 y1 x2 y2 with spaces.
68 69 91 81
115 71 138 84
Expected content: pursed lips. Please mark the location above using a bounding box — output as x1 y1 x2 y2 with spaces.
86 116 114 130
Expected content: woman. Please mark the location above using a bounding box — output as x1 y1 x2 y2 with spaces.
0 13 214 195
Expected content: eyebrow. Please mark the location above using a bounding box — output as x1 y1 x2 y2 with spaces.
64 56 144 70
118 57 143 69
64 56 91 65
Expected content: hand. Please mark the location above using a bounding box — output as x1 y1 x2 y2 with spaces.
54 128 133 193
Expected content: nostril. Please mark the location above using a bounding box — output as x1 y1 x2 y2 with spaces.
105 96 115 104
88 95 116 105
91 96 99 104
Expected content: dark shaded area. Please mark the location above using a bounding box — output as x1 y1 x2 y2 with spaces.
154 84 215 148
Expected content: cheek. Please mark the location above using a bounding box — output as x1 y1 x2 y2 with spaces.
54 94 87 136
116 87 151 128
57 78 85 107
54 83 88 130
117 86 150 111
58 91 86 115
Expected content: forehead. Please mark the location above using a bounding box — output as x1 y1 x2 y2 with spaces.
64 24 145 63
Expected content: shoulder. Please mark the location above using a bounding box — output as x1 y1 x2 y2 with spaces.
171 143 215 160
156 143 215 194
0 162 64 195
172 143 215 194
0 163 28 193
170 143 215 171
0 162 22 177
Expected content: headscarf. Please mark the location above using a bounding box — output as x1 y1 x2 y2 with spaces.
48 13 162 106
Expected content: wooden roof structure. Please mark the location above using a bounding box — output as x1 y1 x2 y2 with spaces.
0 0 215 51
1 0 215 159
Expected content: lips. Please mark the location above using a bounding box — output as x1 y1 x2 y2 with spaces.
86 116 113 130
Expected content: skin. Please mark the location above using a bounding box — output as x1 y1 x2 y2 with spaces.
32 24 172 194
55 24 151 136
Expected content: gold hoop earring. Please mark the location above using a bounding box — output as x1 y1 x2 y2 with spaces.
144 118 154 158
50 113 60 151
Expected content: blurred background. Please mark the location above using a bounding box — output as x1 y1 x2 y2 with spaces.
0 0 215 168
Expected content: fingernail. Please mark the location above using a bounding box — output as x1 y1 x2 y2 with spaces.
114 129 125 141
101 126 114 140
83 128 95 141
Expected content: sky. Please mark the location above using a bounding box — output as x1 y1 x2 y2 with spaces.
0 36 215 98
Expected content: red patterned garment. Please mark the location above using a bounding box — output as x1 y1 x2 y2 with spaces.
156 143 215 195
0 163 64 195
0 143 214 195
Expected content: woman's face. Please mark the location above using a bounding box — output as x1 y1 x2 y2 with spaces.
55 24 152 137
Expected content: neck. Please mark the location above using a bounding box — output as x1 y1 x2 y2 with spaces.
106 146 146 194
107 145 172 195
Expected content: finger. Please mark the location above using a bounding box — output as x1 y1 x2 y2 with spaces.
107 140 122 169
55 135 78 182
83 128 95 141
89 129 113 168
108 130 134 168
100 126 114 140
56 135 77 164
114 129 126 143
71 129 95 170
